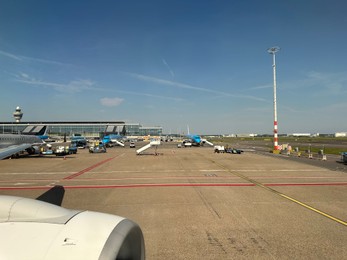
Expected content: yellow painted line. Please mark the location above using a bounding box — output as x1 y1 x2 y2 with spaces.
279 193 347 226
209 158 347 227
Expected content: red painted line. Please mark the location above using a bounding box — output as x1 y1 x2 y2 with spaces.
1 175 346 184
1 182 347 190
0 186 54 191
63 156 117 180
267 182 347 186
60 176 347 181
0 183 255 190
68 183 255 188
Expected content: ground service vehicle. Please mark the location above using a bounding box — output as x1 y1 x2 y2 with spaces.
225 148 243 154
54 146 70 156
89 143 107 153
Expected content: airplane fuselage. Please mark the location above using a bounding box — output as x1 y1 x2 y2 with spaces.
186 134 202 146
102 134 124 145
0 125 48 159
0 134 44 149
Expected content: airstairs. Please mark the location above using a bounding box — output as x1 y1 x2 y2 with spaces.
113 139 125 147
136 139 161 155
202 139 214 146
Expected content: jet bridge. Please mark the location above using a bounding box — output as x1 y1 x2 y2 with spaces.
136 139 160 155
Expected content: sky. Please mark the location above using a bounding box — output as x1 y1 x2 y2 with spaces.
0 0 346 135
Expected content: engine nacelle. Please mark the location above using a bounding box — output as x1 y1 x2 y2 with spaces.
26 146 40 155
0 196 145 260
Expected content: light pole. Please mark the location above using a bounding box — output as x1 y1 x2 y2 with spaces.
267 46 280 152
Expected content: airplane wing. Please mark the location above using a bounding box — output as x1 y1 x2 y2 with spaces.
0 186 145 260
0 143 33 160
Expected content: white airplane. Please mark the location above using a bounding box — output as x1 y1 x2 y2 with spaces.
0 186 145 259
0 125 47 160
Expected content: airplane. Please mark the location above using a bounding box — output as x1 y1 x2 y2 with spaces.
0 125 48 160
0 185 145 259
102 134 125 147
184 126 213 147
186 134 202 145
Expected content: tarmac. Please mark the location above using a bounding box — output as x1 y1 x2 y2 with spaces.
1 142 347 259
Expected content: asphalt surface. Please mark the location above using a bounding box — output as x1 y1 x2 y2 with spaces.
1 142 347 259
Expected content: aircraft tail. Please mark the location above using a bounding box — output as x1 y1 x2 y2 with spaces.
22 125 48 139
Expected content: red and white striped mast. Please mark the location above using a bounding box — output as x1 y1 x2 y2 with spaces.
268 46 280 151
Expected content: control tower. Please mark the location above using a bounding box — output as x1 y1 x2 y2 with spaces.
13 106 23 122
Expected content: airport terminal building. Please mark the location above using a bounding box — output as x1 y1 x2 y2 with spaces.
0 121 163 138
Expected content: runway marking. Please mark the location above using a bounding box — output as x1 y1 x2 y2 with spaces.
2 152 346 226
1 175 346 184
0 172 75 175
63 155 121 180
0 168 334 176
209 160 347 227
0 183 256 190
266 182 347 186
1 182 347 190
14 183 35 186
279 193 347 226
63 175 347 181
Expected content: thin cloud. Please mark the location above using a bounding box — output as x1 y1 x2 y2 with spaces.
16 74 96 93
307 71 347 95
282 71 347 94
0 50 22 61
20 73 30 79
23 56 72 66
317 102 347 112
14 72 182 101
115 89 183 101
0 49 72 66
127 72 267 102
162 59 175 78
100 97 124 107
248 84 272 90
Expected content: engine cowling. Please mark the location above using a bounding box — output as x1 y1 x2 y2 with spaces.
0 196 145 260
26 146 40 155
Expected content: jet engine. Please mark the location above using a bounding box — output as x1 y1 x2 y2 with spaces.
0 196 145 260
25 145 40 155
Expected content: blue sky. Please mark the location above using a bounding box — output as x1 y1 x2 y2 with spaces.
0 0 346 135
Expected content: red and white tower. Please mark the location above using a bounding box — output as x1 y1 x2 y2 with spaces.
267 46 280 151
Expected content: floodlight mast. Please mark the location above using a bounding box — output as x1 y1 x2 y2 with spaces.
268 46 280 151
